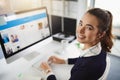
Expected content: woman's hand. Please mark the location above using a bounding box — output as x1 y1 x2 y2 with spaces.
40 62 52 74
48 56 66 64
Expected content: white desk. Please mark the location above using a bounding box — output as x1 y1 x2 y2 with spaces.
0 37 80 80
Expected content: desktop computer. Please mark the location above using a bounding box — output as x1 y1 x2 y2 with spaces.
0 7 51 64
0 7 77 80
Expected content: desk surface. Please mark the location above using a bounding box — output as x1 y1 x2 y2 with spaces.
0 37 80 80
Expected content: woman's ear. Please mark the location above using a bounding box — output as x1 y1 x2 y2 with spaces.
98 31 106 39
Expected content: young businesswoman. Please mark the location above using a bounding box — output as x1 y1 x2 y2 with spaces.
40 8 114 80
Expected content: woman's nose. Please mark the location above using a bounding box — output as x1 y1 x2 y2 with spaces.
77 26 85 34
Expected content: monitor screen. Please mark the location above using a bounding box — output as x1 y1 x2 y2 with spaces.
0 7 51 63
51 15 62 35
64 17 76 35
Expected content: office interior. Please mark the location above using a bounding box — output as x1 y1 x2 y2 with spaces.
0 0 120 80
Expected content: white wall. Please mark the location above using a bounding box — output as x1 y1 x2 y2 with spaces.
0 0 12 15
0 0 88 27
77 0 87 25
2 0 88 28
10 0 42 12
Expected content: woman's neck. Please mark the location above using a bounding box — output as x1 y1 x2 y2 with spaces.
83 42 98 50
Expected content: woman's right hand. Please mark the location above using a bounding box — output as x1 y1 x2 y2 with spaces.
48 56 66 64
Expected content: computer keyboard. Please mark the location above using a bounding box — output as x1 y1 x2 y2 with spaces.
31 50 73 80
51 64 73 80
32 59 73 80
32 53 53 71
31 39 75 79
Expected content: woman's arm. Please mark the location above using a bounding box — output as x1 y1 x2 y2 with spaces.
48 56 66 64
68 58 79 64
48 56 79 65
40 62 57 80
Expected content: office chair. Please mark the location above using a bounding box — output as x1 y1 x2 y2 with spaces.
99 56 111 80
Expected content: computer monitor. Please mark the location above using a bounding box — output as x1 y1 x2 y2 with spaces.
63 17 77 36
0 7 51 63
51 15 62 35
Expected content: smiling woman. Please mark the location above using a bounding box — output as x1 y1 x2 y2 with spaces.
40 8 114 80
76 13 100 48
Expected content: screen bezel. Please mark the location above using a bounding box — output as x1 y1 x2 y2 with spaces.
0 7 51 59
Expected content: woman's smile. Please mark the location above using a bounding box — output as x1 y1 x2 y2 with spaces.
77 34 85 39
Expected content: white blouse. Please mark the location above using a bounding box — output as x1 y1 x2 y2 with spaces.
79 42 102 57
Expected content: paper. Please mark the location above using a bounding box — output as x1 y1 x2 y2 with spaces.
0 15 6 26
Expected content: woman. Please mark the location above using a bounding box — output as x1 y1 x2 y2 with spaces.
40 8 114 80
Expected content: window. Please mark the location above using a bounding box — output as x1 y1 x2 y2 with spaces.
95 0 120 36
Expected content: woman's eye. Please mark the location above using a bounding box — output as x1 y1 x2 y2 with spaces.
86 26 93 30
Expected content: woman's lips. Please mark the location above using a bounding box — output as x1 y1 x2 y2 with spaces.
77 34 85 39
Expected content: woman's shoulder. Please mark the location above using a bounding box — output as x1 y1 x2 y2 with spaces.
79 50 107 64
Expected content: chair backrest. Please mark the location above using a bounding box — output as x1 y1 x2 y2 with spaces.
99 56 111 80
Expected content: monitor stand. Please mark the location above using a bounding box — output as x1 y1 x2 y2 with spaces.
52 33 75 43
23 51 40 61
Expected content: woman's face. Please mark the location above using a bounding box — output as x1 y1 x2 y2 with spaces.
76 13 100 46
